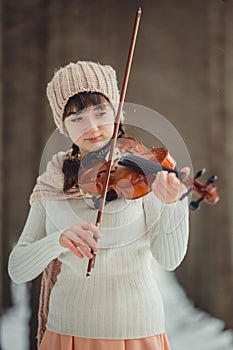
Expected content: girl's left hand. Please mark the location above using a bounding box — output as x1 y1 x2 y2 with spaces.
151 167 190 204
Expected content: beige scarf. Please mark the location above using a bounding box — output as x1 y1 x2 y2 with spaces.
30 151 85 205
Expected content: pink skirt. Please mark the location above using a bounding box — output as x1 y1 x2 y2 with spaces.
39 329 170 350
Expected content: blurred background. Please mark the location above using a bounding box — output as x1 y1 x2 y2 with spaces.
0 0 233 349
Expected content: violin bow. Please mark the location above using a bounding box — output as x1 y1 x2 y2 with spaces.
86 7 142 277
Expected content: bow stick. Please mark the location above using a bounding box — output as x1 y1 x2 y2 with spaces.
86 7 142 277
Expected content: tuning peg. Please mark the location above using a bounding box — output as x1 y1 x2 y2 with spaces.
206 175 218 185
194 168 206 179
189 196 204 211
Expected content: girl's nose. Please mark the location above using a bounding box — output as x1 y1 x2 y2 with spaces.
85 115 99 132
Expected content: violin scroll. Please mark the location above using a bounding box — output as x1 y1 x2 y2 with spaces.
179 169 219 211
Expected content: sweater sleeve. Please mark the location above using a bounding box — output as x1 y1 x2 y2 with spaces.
8 201 68 284
143 192 189 271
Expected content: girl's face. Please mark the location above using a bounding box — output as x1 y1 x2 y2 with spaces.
64 103 115 156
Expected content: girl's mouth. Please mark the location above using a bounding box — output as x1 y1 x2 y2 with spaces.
86 136 101 143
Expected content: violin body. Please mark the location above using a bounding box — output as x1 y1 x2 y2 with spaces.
77 137 175 199
77 136 219 207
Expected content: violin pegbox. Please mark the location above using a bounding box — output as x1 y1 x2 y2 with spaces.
186 170 219 211
180 168 206 202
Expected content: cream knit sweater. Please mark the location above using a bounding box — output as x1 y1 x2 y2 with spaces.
8 192 189 339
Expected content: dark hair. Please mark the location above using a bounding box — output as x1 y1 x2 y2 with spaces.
62 92 125 193
63 92 111 120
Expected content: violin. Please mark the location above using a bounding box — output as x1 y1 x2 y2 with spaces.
77 137 219 211
85 7 218 277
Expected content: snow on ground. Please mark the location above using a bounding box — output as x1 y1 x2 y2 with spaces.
152 262 233 350
1 282 30 350
1 264 233 350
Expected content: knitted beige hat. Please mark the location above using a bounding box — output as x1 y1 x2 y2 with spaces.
47 61 120 133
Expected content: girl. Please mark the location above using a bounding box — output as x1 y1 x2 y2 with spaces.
8 61 189 350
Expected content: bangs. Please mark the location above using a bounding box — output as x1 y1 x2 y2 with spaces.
63 92 110 119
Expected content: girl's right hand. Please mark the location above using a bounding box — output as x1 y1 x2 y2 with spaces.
59 223 102 259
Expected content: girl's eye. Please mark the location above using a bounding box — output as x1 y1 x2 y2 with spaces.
96 111 106 118
71 116 83 123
